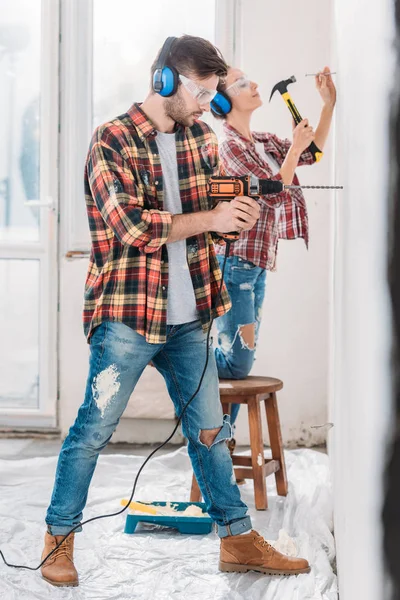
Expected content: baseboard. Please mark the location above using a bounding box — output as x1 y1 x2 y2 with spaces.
109 418 184 445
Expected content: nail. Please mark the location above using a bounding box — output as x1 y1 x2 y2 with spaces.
305 72 336 77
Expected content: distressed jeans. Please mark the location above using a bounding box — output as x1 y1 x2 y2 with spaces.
46 320 251 538
214 255 267 426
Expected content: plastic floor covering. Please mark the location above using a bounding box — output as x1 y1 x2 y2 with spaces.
0 446 337 600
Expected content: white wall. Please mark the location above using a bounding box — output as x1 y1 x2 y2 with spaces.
59 0 335 446
233 0 334 446
330 0 393 598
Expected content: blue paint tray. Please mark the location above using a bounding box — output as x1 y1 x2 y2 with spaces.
124 501 213 535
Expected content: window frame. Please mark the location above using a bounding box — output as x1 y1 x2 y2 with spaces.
60 0 239 255
0 0 59 428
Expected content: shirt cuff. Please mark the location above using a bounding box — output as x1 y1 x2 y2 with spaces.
141 210 173 253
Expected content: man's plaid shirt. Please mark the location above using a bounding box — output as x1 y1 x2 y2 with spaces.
215 122 316 270
83 103 231 344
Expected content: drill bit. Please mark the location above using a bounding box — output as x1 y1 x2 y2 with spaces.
285 185 343 190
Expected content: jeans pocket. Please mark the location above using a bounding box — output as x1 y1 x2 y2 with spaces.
90 322 109 348
231 257 258 271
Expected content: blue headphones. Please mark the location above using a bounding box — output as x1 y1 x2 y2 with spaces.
152 37 179 97
210 91 232 117
153 36 233 116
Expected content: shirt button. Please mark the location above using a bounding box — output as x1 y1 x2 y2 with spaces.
155 180 159 185
161 260 164 265
162 286 166 291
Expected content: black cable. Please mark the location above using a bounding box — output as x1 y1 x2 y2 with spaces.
0 240 232 572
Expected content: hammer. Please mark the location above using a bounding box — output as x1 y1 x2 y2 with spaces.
269 75 323 163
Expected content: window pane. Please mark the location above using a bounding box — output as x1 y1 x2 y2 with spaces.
0 260 40 408
0 0 41 242
93 0 216 127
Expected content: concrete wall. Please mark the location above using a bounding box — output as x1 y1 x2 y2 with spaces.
233 0 334 445
330 0 393 597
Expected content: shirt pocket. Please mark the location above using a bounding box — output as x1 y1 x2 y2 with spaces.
135 165 158 209
197 143 219 209
199 143 218 174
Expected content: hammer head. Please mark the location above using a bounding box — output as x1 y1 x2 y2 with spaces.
269 75 297 102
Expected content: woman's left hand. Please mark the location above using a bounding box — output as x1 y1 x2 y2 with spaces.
315 66 336 108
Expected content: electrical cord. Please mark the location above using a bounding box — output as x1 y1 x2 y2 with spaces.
0 240 232 572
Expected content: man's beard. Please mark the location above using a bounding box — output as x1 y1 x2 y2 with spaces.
164 91 197 127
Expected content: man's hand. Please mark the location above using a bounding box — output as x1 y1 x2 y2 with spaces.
167 200 259 244
211 197 260 234
291 119 316 155
315 66 336 108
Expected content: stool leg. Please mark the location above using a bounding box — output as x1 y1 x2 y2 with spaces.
222 402 231 416
265 392 288 496
248 397 268 510
190 474 202 502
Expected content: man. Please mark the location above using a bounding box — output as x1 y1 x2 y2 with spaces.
41 36 310 587
211 66 336 435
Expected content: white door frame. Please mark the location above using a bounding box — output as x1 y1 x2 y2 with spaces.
0 0 59 429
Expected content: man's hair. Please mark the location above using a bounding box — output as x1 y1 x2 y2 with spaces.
150 35 228 89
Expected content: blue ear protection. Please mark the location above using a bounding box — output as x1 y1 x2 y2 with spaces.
211 90 232 117
152 37 179 97
153 36 232 112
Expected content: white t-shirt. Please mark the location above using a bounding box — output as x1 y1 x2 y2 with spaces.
156 131 198 325
255 142 280 175
255 142 282 219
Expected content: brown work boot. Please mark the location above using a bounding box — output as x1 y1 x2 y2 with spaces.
220 530 310 576
40 531 79 587
227 438 245 485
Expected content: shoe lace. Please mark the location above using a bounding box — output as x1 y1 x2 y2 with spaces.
256 537 275 555
52 539 73 561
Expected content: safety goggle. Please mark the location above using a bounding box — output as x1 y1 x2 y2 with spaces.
179 74 218 105
225 76 251 97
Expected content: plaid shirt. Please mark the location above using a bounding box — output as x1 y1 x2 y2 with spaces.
83 103 231 344
215 122 316 270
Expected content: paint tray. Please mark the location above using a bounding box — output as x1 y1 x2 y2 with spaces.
124 501 213 535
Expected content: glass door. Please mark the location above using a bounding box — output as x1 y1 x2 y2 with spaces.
0 0 59 428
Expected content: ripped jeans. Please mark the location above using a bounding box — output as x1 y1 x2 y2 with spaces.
214 255 267 426
46 320 251 538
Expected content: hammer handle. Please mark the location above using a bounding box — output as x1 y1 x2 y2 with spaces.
284 95 303 125
307 141 323 163
283 93 323 163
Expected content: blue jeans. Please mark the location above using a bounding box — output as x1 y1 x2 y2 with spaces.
214 255 267 426
46 320 251 538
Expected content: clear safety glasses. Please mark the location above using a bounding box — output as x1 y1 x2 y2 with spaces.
178 74 218 105
225 76 251 97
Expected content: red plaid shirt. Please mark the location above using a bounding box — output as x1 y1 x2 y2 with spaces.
83 103 231 344
216 122 316 270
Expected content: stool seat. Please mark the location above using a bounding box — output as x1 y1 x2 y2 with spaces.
190 376 288 510
219 376 283 397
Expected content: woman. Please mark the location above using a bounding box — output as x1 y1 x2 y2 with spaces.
211 66 336 436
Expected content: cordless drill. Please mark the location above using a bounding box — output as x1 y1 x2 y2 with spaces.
208 175 342 240
208 175 290 241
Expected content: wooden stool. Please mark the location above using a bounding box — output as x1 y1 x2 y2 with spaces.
190 376 288 510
